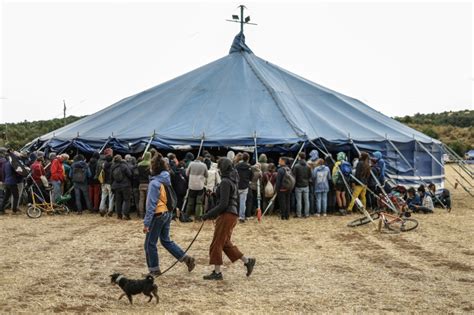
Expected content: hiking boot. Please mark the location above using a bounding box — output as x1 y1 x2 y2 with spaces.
183 256 196 272
107 211 114 217
117 215 123 220
99 210 106 217
147 270 162 277
245 258 256 277
203 271 223 281
123 215 131 221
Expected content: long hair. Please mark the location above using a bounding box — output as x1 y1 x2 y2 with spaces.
359 152 371 179
151 153 168 176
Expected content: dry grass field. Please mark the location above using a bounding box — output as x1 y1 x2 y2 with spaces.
0 166 473 314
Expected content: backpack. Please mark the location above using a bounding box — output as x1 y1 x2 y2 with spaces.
163 184 177 211
340 161 352 176
72 164 87 183
8 153 30 177
281 167 296 191
264 180 275 198
112 165 124 183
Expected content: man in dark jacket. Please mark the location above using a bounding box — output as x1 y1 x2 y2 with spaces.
0 157 23 214
70 154 92 214
88 152 101 212
111 154 132 220
235 152 252 223
292 152 312 218
275 157 292 220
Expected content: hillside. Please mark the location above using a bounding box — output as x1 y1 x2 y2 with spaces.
0 116 83 150
0 110 472 155
394 110 473 156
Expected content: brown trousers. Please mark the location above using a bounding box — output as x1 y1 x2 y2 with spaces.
209 212 243 265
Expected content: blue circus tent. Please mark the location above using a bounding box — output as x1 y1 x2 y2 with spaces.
26 32 444 187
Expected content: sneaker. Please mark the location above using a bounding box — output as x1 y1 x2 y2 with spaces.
315 213 321 217
123 215 131 221
99 210 106 217
107 211 114 217
203 271 223 281
323 213 327 217
239 219 246 223
338 209 347 216
245 258 256 277
183 256 196 272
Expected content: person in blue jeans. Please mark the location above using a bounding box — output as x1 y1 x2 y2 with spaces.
292 152 312 218
143 153 195 276
312 159 331 216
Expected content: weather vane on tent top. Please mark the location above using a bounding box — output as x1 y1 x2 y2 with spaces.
226 5 257 34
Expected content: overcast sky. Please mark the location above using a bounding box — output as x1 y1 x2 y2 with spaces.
1 0 472 123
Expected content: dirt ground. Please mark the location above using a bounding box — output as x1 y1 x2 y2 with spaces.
0 166 473 314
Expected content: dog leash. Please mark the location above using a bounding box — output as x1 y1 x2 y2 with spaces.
158 221 206 277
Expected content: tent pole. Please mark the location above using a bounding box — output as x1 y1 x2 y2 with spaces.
99 136 112 154
291 141 306 169
142 132 155 159
387 138 447 209
196 134 205 158
415 139 461 190
441 143 473 178
350 139 399 214
254 133 262 222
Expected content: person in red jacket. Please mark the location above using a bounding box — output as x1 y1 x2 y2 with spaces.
49 153 65 203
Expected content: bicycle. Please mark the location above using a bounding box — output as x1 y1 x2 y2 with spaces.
347 209 419 233
26 182 70 218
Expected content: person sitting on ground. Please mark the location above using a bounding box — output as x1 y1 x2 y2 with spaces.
70 154 93 215
312 158 331 217
428 183 451 210
111 154 133 220
347 152 371 214
235 152 252 223
293 152 312 218
185 156 208 222
406 187 433 214
143 153 195 277
201 157 256 281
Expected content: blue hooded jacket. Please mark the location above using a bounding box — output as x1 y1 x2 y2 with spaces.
372 151 386 183
312 165 331 193
144 171 171 228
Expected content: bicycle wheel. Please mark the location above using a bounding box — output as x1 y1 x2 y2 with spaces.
55 204 70 215
27 206 42 219
387 218 419 232
347 212 380 227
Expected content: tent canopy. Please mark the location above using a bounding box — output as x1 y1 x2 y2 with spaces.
35 32 436 148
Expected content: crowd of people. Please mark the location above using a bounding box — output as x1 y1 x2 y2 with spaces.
0 147 451 218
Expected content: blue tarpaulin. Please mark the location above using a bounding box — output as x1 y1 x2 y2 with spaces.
26 32 444 186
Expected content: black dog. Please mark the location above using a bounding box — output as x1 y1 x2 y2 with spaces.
110 273 159 304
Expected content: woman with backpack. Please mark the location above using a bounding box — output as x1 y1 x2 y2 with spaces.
347 152 371 213
143 153 195 277
69 154 92 214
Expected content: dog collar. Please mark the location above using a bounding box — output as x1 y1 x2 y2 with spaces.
115 275 124 284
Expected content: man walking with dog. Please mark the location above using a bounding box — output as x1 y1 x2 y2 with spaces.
143 153 195 277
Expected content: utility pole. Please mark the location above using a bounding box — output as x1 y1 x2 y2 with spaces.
226 5 257 34
63 100 67 126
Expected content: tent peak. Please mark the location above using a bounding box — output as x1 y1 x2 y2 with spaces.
229 32 253 54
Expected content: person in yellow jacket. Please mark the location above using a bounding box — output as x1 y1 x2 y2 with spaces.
143 153 195 276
